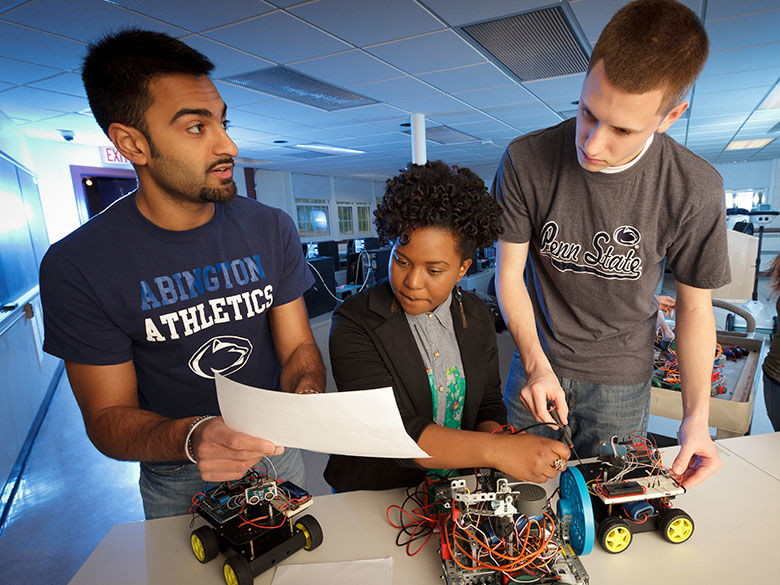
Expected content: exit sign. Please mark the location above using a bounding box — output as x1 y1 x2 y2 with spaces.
99 146 132 166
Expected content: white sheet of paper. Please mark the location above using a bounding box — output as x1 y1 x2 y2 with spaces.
271 557 392 585
215 374 429 458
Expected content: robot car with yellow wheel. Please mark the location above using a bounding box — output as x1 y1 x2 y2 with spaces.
557 434 694 556
189 468 323 585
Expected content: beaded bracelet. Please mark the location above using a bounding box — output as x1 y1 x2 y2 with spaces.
185 415 215 464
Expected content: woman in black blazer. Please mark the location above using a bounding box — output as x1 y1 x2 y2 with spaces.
324 161 569 492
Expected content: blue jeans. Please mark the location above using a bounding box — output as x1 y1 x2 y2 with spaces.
504 354 651 458
139 447 305 520
763 374 780 432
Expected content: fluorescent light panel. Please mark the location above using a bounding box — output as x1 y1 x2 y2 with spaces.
758 84 780 110
725 138 775 150
294 143 366 154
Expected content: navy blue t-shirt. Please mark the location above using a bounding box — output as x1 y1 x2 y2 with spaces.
40 194 313 419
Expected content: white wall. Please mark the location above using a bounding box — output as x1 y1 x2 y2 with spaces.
27 138 121 244
714 159 779 206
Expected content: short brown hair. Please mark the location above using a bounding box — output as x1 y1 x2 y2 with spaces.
588 0 709 112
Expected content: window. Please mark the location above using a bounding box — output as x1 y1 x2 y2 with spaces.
357 205 371 233
336 201 372 236
295 198 330 237
337 205 354 235
725 189 766 211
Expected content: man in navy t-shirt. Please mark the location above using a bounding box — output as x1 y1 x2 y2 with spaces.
39 30 325 519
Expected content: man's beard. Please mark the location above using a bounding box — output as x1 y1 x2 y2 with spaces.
197 179 238 203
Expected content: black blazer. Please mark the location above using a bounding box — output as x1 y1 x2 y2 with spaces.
323 280 507 492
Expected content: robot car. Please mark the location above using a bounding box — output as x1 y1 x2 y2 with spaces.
188 468 322 585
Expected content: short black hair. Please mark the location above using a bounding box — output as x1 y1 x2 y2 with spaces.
375 160 503 261
82 29 215 137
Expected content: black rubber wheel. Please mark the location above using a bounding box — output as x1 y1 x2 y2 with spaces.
294 514 323 551
657 508 694 544
223 554 253 585
190 526 219 564
598 516 632 554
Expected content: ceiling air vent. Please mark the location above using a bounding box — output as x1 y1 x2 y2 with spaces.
402 125 481 145
461 6 589 81
219 67 378 111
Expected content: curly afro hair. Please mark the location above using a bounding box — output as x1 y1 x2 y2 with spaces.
375 160 503 260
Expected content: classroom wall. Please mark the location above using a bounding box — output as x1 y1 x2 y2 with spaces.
253 168 384 241
714 158 779 206
0 112 61 489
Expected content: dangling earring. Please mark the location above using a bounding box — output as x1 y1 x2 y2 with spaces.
454 286 467 329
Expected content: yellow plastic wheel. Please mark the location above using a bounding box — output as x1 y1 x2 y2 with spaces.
223 554 252 585
598 517 632 554
223 564 239 585
666 517 693 543
295 522 312 550
191 534 206 562
190 526 219 563
658 509 695 544
293 515 323 551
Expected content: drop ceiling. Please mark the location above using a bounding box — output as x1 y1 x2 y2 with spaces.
0 0 777 180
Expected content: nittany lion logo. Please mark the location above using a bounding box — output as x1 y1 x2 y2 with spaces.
188 336 253 379
613 225 641 246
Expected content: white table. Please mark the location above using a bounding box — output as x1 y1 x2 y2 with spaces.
70 433 780 585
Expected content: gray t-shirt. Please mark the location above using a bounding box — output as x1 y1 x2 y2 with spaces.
493 118 730 384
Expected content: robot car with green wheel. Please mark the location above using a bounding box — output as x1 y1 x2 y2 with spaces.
189 468 323 585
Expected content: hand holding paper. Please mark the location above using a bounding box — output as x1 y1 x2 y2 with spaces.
215 374 429 459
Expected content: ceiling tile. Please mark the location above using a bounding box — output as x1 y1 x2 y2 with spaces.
214 81 273 108
203 12 350 63
706 10 780 51
429 110 494 125
118 0 275 33
27 72 86 97
350 77 440 102
291 0 442 46
289 50 401 87
419 63 513 93
0 86 88 113
706 0 779 20
454 85 535 108
386 93 469 113
236 98 358 128
182 36 275 78
2 0 187 42
366 30 485 74
695 67 780 95
694 85 773 110
418 0 548 27
0 55 59 85
703 44 780 76
0 21 85 70
0 101 65 121
571 0 702 45
523 74 585 100
339 103 407 123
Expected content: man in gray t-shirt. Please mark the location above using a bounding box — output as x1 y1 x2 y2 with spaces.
492 0 730 489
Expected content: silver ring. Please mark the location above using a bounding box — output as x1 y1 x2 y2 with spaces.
553 458 567 471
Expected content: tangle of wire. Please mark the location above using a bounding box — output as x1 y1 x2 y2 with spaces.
387 476 563 582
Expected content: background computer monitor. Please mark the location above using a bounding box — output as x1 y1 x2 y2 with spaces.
305 242 319 259
364 237 380 250
353 238 365 253
346 248 391 286
303 256 337 317
315 240 339 263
